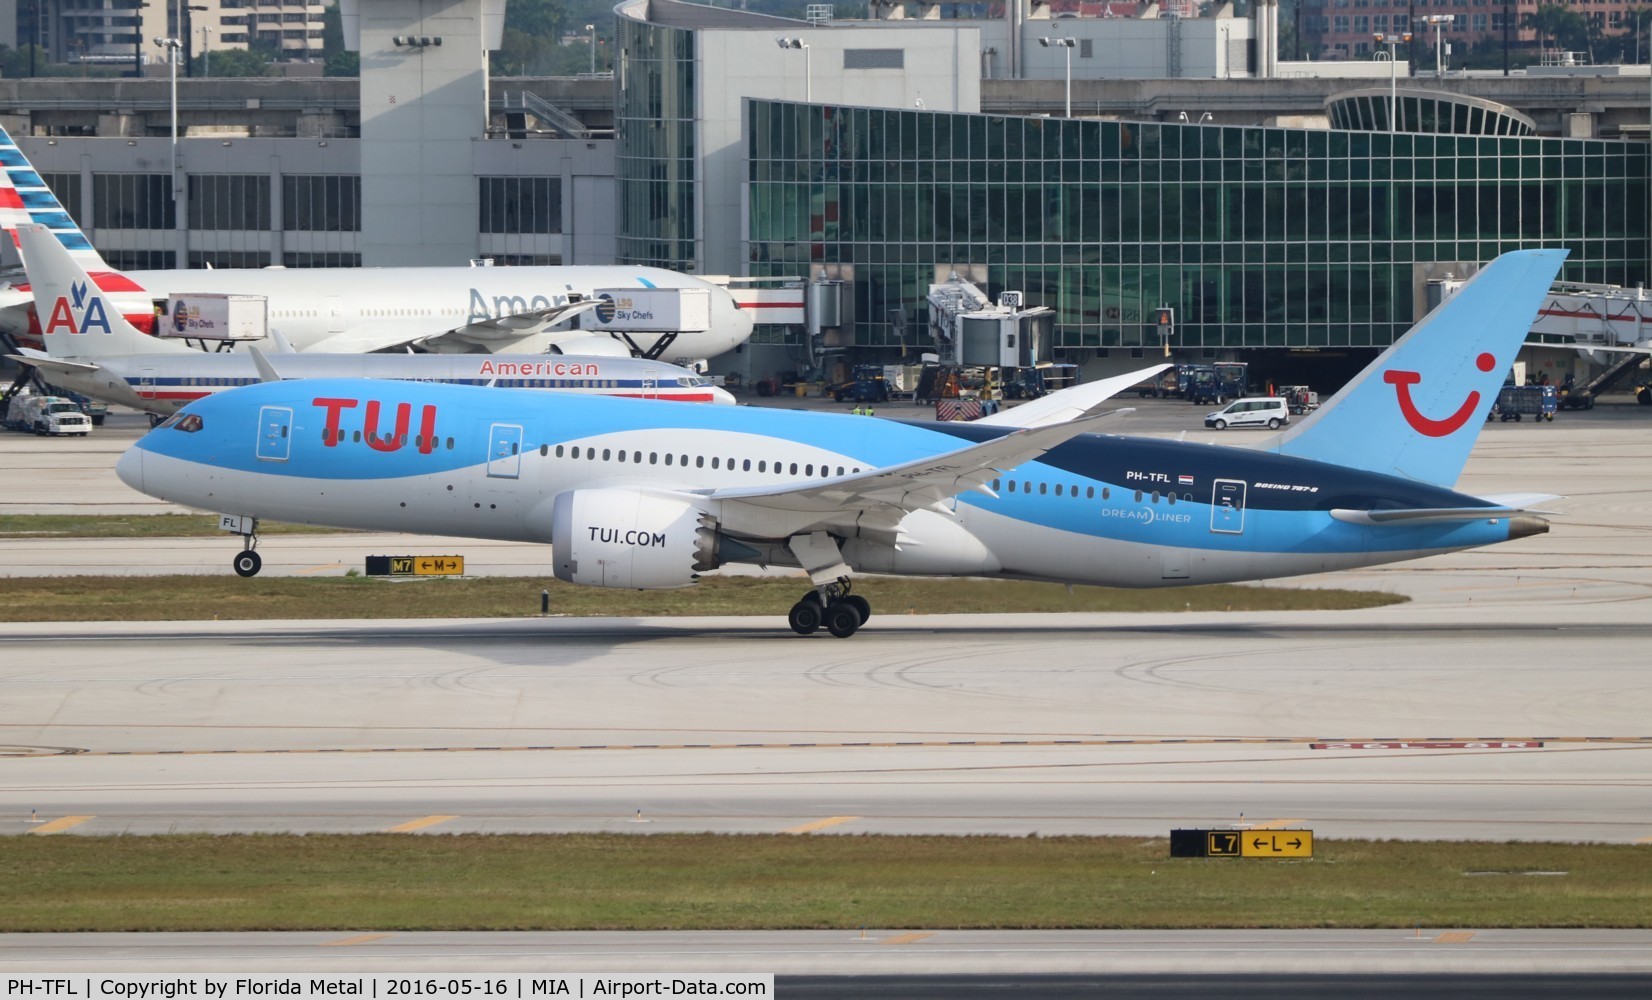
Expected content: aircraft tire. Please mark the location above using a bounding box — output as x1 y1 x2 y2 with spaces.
824 601 863 638
233 551 262 578
788 600 823 635
844 595 871 624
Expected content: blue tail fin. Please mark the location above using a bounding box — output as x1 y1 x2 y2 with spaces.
1272 249 1568 488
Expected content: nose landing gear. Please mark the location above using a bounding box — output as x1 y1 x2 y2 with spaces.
225 516 262 577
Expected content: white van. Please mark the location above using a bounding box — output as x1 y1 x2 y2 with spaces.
1204 396 1290 431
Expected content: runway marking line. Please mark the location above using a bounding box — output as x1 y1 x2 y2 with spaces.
1246 818 1305 829
320 934 390 948
1434 931 1477 944
35 737 1652 759
784 816 860 834
880 932 934 946
386 815 458 833
28 815 93 835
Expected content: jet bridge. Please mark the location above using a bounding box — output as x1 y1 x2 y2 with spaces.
927 275 1053 369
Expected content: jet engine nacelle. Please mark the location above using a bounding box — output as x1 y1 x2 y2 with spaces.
550 489 719 589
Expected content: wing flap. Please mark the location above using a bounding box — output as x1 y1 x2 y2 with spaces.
975 363 1169 429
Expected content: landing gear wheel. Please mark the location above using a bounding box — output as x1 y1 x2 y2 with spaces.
844 594 871 624
788 600 823 635
800 590 824 606
232 550 262 578
824 601 863 638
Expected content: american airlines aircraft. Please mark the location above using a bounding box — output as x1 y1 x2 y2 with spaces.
7 225 734 412
0 126 752 362
115 250 1567 635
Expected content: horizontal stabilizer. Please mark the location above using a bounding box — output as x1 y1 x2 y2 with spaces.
5 350 99 374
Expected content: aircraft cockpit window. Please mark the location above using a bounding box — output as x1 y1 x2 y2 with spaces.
166 413 204 433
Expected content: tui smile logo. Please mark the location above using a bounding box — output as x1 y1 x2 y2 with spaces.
1383 352 1496 438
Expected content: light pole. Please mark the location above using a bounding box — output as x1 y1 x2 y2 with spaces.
775 37 810 103
1039 37 1075 118
1421 14 1453 78
1374 32 1410 132
154 36 182 206
199 24 211 78
586 24 596 74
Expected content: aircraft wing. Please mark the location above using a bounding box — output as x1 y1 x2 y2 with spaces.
704 412 1111 540
301 300 602 354
1525 340 1652 355
975 364 1170 429
5 348 99 374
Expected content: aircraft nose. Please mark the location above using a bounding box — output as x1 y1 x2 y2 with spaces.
710 386 737 405
115 446 144 494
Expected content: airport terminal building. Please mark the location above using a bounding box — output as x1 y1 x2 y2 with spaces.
1 0 1649 381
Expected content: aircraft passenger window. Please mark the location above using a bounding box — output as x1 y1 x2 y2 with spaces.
555 445 564 457
1134 490 1143 502
758 461 767 472
352 431 361 443
1069 484 1077 497
1055 484 1063 497
1102 488 1110 500
571 446 581 459
633 451 642 463
743 459 752 471
789 463 798 475
602 448 611 460
665 454 674 466
696 456 705 468
540 445 548 456
1007 481 1016 493
806 464 814 476
650 452 658 464
836 467 844 477
711 457 720 469
1152 492 1160 503
1086 487 1095 499
1039 482 1047 495
853 467 861 473
617 451 627 463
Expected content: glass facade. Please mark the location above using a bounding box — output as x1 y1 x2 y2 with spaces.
747 101 1650 352
615 15 698 268
479 177 561 235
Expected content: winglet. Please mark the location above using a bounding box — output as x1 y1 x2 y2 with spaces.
976 364 1170 429
247 345 283 383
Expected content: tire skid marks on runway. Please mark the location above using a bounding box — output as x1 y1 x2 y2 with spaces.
17 735 1652 759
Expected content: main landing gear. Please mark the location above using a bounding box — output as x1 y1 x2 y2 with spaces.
788 580 871 638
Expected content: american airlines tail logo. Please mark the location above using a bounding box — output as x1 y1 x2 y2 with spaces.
44 280 112 335
1383 352 1496 438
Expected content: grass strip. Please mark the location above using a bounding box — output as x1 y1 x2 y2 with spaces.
0 574 1403 621
0 835 1645 931
0 514 340 538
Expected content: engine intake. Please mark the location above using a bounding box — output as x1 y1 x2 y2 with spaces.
550 489 718 589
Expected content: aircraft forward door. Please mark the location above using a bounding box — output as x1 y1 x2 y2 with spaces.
1210 479 1246 534
486 423 523 478
255 406 293 462
642 368 658 400
326 296 346 333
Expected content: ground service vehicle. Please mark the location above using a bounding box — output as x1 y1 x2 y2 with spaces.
5 394 92 435
1204 396 1291 430
1494 384 1557 422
